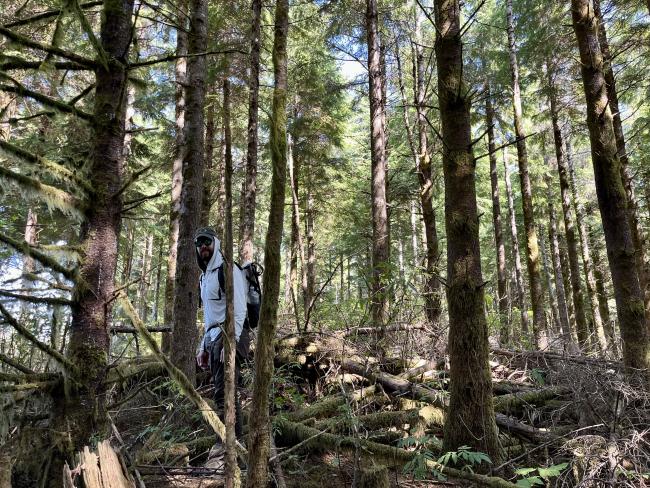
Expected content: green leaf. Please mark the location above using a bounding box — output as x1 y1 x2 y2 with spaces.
515 477 544 488
515 467 538 476
538 463 569 479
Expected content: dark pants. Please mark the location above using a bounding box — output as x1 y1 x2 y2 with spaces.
208 325 250 439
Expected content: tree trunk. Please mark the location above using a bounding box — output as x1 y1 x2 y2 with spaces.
486 86 509 344
288 132 307 329
544 174 570 340
586 211 618 356
539 222 561 335
51 0 135 479
506 0 546 349
434 0 499 461
566 143 608 353
547 74 588 347
220 69 238 488
305 162 316 321
138 234 153 323
201 83 218 226
170 0 208 383
593 0 650 319
239 0 262 263
503 149 528 340
366 0 390 331
163 0 188 353
558 233 578 342
570 0 650 371
245 0 288 484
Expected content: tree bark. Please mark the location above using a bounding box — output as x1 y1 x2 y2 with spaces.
570 0 650 371
434 0 499 461
586 208 618 356
593 0 650 319
566 143 608 353
558 233 577 342
201 83 218 226
51 0 135 479
288 132 308 329
239 0 262 264
220 69 239 488
547 75 588 347
137 233 153 323
503 149 528 340
486 86 509 344
305 161 316 321
170 0 208 383
366 0 390 331
245 0 289 484
506 0 546 349
539 222 561 335
413 14 441 328
163 0 188 354
544 175 571 343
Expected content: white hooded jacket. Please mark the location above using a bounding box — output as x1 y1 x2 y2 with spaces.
198 237 247 352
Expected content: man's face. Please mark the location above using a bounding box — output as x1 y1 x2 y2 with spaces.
195 236 214 264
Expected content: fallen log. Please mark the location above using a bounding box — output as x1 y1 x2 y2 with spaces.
313 405 445 435
339 358 448 409
343 324 425 337
491 348 622 369
286 385 377 423
493 387 568 413
275 418 518 488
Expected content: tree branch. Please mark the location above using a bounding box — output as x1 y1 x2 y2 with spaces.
0 231 77 281
4 1 102 28
0 165 86 218
0 83 93 121
0 289 73 306
0 139 93 193
0 351 35 374
128 49 247 69
0 302 76 373
0 26 97 68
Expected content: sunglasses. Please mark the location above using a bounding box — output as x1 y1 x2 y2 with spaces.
194 236 213 247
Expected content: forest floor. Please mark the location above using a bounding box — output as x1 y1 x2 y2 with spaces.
103 323 649 488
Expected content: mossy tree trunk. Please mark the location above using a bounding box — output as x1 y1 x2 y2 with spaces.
593 0 649 319
504 150 528 340
486 86 510 344
547 69 588 347
566 142 608 353
239 0 262 264
571 0 650 371
414 12 441 328
506 0 546 349
163 0 188 354
51 0 135 481
245 0 289 485
544 174 571 343
366 0 390 332
170 0 208 383
434 0 499 462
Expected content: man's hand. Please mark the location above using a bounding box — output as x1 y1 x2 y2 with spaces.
196 351 209 370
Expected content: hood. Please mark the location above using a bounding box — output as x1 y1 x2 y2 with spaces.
195 234 222 272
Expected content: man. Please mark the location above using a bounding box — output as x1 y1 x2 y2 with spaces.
194 227 249 438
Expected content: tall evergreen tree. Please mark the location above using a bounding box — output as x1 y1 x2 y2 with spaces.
434 0 499 460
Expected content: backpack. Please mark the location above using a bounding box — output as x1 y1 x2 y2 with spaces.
217 259 263 329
